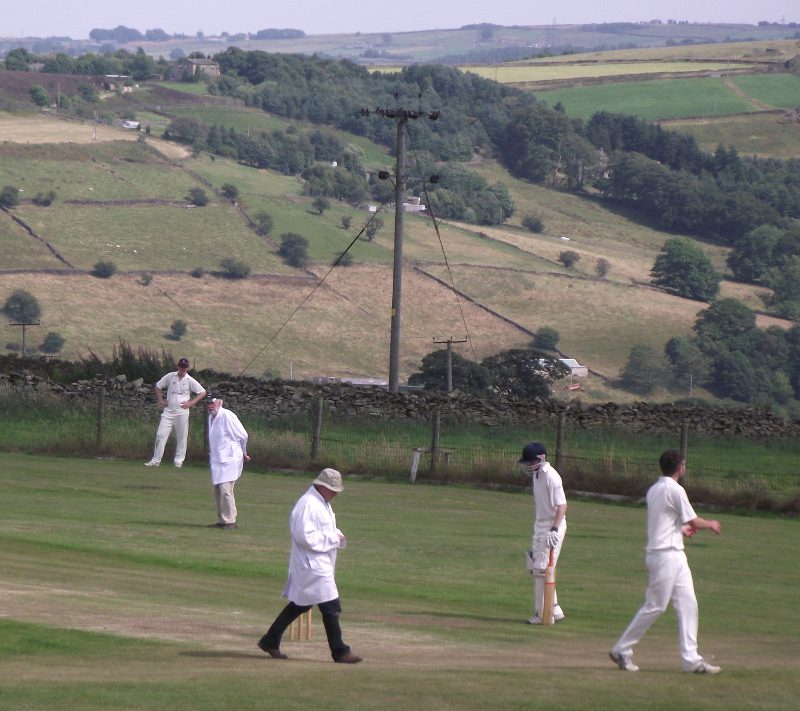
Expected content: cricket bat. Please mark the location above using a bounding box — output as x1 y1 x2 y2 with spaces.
542 548 556 625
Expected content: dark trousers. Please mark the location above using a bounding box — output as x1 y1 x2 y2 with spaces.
259 598 350 660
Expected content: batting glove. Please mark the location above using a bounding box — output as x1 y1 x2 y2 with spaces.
546 529 559 549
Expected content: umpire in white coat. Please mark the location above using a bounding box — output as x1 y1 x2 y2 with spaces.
257 468 362 664
206 396 249 529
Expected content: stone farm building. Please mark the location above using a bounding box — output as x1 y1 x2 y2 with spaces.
169 58 221 80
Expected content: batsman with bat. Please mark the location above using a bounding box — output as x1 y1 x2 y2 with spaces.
519 442 567 625
609 449 722 674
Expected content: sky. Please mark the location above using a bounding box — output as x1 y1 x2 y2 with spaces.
0 0 797 39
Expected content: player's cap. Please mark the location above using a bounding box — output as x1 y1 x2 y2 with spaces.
177 357 190 367
519 442 547 463
204 393 219 403
313 467 344 492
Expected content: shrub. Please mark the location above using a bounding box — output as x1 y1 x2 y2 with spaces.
190 267 205 278
219 258 251 279
29 84 49 107
340 215 352 229
139 272 153 286
40 331 65 354
522 213 544 233
32 190 57 206
221 183 239 201
92 260 117 278
187 187 209 206
253 211 274 236
0 185 20 209
533 326 560 350
365 218 384 241
558 250 580 268
3 289 41 323
595 257 611 278
333 251 354 267
278 233 310 268
312 196 331 215
169 319 188 340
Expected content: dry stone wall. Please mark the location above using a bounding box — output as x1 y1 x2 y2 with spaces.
3 356 800 440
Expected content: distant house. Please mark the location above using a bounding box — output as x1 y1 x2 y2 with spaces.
402 196 426 213
121 120 141 130
558 358 588 378
169 58 221 80
102 75 133 92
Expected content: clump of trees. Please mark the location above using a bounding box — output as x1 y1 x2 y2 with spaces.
651 238 720 302
619 297 800 412
408 348 570 399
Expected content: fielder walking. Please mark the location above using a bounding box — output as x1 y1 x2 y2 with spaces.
257 468 362 664
519 442 567 624
609 449 722 674
144 358 206 468
206 396 249 529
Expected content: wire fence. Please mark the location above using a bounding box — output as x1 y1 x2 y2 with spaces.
2 388 798 513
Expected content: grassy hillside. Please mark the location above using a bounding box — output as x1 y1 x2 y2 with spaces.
662 112 800 158
0 97 792 394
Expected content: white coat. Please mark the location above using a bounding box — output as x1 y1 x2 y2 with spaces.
208 407 248 485
283 486 342 606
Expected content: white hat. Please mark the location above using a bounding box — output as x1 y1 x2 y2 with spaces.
313 468 343 492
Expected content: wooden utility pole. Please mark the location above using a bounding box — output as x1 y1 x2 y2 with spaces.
433 337 467 393
10 321 39 356
361 103 440 393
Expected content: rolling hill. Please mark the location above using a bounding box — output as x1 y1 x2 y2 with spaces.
0 56 795 400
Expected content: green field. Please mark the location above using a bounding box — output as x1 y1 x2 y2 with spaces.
1 453 798 709
730 73 800 109
535 76 758 121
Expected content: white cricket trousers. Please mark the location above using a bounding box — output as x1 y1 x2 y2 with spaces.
532 522 566 617
214 481 237 524
150 408 190 466
613 549 703 670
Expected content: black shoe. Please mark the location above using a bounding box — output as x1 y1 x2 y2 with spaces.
334 652 363 664
207 523 224 528
222 523 238 529
257 639 287 659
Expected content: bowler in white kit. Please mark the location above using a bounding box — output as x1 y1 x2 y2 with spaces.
610 449 722 674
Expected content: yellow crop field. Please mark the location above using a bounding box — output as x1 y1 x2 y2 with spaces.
463 62 752 84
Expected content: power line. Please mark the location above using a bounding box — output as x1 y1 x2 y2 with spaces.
237 206 390 376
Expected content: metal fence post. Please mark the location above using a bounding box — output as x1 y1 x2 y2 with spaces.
311 397 324 460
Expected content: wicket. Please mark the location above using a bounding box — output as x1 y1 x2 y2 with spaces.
289 609 312 640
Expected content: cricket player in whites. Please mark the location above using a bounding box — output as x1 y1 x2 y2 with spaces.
609 449 721 674
520 442 567 624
